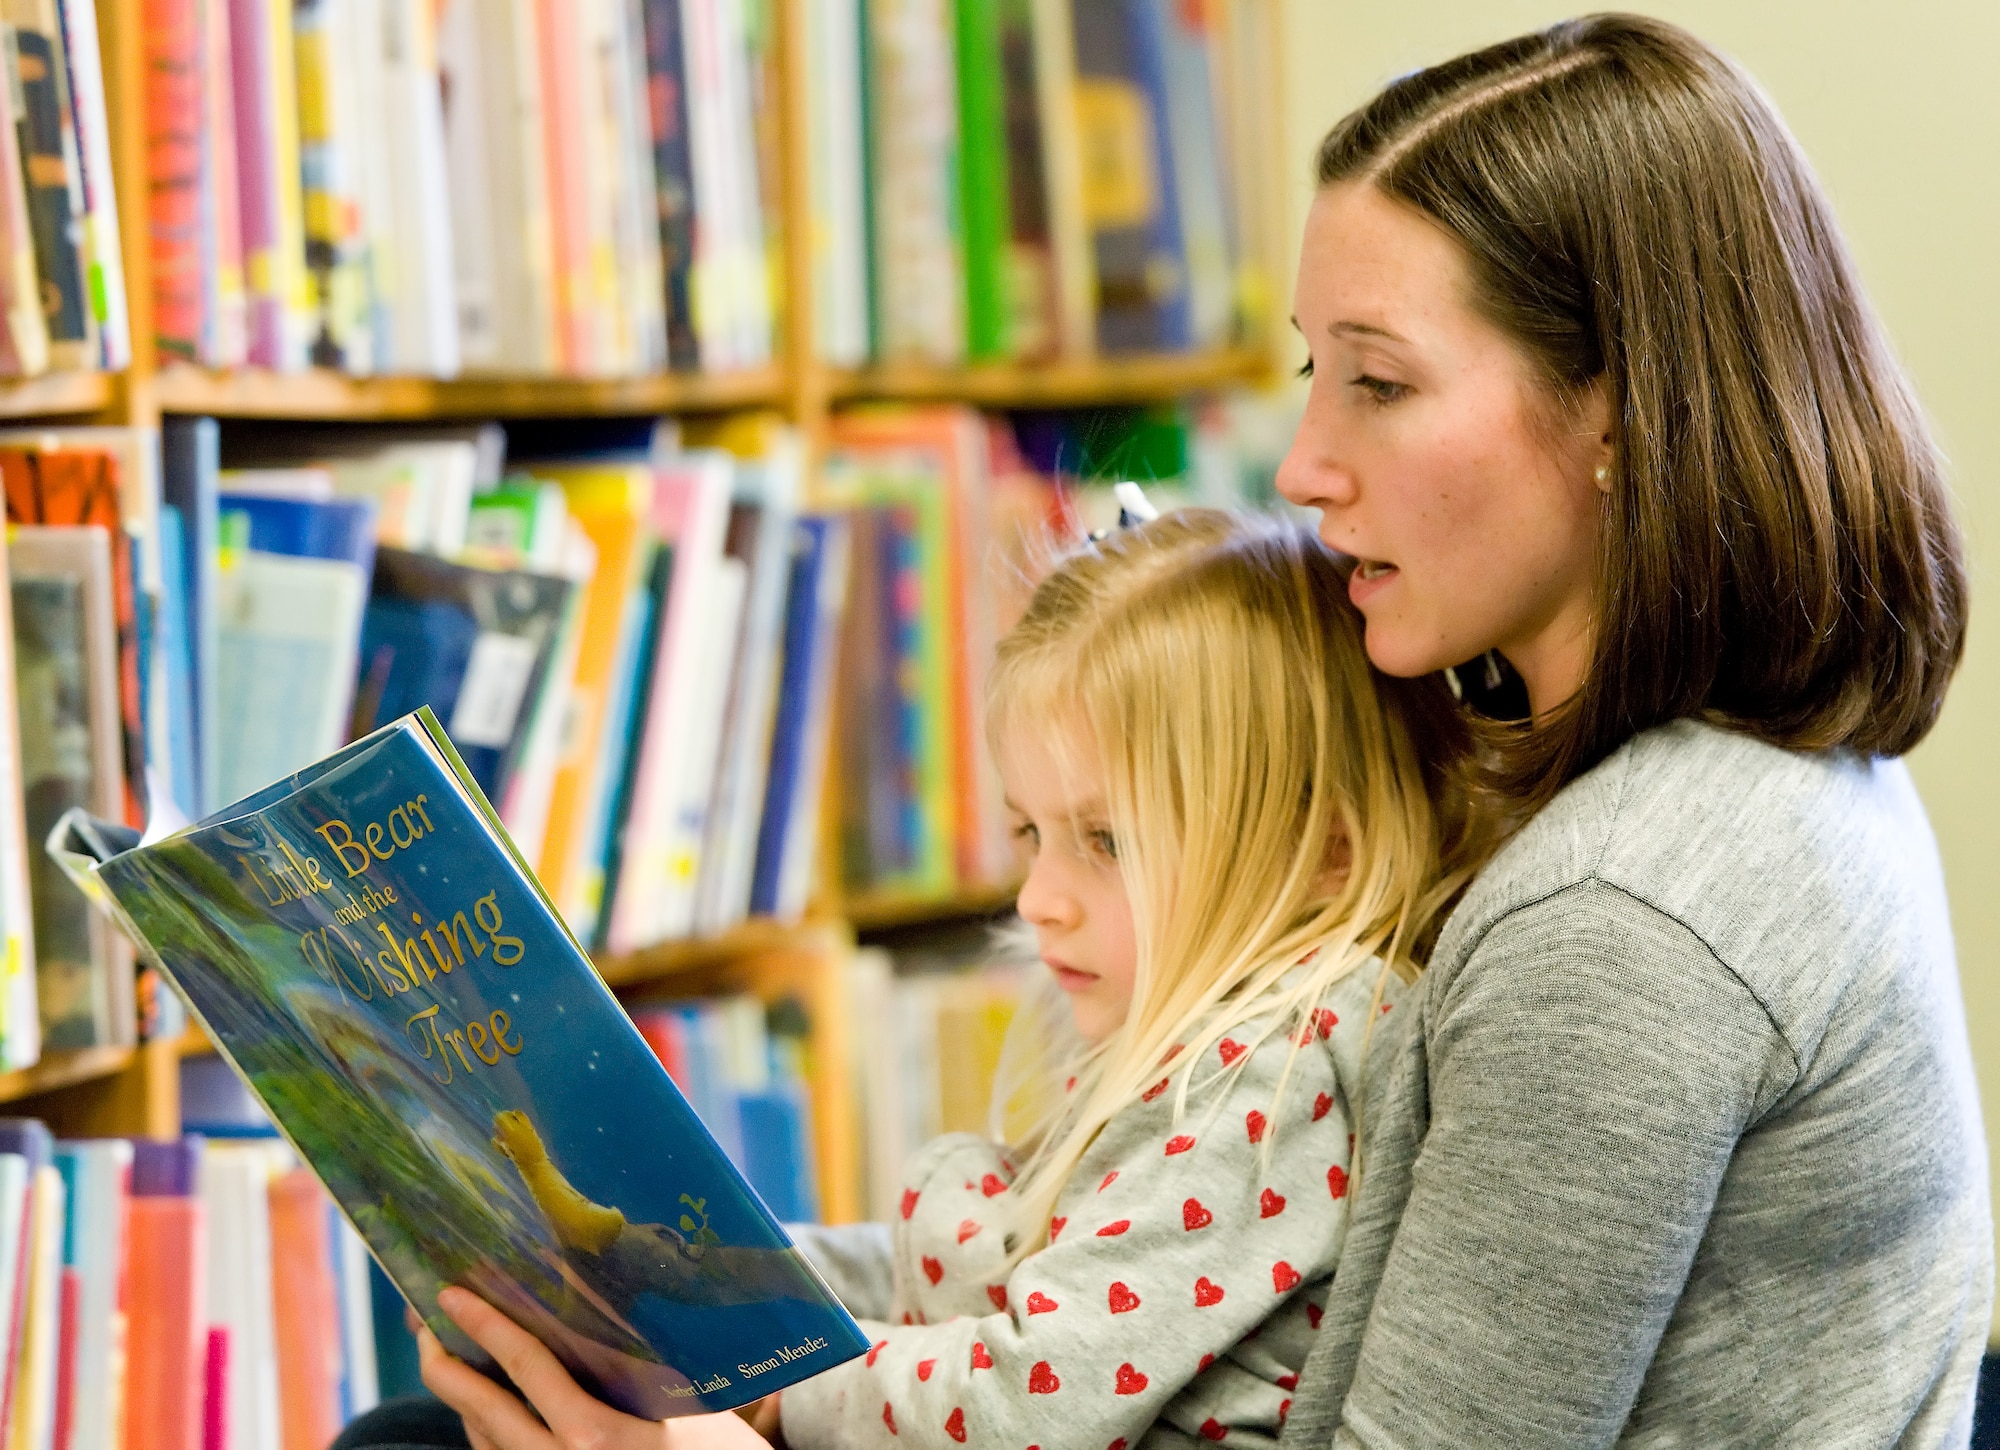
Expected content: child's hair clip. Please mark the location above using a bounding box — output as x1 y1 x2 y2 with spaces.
1089 482 1161 542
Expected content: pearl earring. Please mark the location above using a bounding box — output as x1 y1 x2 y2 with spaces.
1595 464 1610 484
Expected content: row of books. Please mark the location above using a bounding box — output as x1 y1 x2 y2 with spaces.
142 0 778 378
0 0 127 378
0 1115 379 1450
844 945 1031 1223
807 0 1281 364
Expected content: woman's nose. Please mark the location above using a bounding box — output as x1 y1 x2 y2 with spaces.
1276 405 1358 513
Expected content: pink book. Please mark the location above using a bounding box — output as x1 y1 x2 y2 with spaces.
225 0 290 367
202 1328 229 1450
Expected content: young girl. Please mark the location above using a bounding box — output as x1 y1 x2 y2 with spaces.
771 508 1472 1449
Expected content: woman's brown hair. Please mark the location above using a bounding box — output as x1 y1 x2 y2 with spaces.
1318 13 1967 803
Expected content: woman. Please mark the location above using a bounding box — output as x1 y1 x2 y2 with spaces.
394 13 1985 1449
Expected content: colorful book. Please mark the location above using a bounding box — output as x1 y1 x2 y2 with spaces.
161 418 221 813
638 0 698 368
0 22 46 376
51 1140 129 1450
3 0 94 370
124 1141 205 1450
226 0 309 369
954 0 1012 359
267 1167 342 1450
52 0 127 368
53 708 868 1416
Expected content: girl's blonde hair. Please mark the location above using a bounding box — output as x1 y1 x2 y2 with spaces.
987 508 1474 1253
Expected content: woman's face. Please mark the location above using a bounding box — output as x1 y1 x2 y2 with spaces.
1277 182 1611 716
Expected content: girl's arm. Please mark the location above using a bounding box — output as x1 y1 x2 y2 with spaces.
781 1028 1353 1450
1308 884 1792 1448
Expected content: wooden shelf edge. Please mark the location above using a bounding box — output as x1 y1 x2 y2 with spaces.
146 365 789 420
592 916 836 990
845 883 1020 933
0 370 116 420
828 348 1271 408
0 1044 137 1103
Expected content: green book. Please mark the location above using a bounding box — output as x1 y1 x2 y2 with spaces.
956 0 1014 359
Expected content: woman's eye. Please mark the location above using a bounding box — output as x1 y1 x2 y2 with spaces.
1350 374 1409 405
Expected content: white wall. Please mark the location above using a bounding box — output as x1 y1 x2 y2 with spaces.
1279 0 2000 1330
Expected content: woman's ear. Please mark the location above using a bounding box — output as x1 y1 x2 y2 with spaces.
1578 376 1616 494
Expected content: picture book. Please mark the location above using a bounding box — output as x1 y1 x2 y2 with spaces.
49 708 866 1418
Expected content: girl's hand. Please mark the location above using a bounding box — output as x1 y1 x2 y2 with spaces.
418 1286 771 1450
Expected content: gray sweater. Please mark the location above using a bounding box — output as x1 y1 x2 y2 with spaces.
1280 720 1992 1448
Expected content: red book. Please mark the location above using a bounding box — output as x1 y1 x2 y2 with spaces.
266 1170 342 1450
50 1267 78 1450
202 1327 229 1450
141 0 204 361
124 1198 205 1450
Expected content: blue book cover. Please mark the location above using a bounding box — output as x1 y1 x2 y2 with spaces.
51 709 867 1417
156 507 201 823
217 494 379 580
1071 0 1193 352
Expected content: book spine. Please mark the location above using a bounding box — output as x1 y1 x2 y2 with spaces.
954 0 1012 359
198 0 246 367
265 1170 340 1450
533 0 591 373
122 1197 204 1450
293 0 367 371
53 0 128 368
640 0 699 369
8 22 89 365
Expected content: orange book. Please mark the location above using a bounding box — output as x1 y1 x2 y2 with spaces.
527 465 652 918
0 448 143 824
265 1169 341 1450
533 0 591 372
123 1198 204 1450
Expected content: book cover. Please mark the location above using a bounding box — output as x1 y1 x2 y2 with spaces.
3 3 92 369
52 0 127 368
293 0 370 373
54 709 868 1416
162 419 221 814
0 23 44 377
1069 0 1191 352
9 527 126 1050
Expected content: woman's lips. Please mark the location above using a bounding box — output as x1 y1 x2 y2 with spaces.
1348 558 1399 606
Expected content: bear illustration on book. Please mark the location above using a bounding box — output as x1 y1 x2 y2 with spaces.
491 1108 826 1314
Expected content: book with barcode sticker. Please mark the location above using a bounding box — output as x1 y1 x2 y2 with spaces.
47 708 867 1417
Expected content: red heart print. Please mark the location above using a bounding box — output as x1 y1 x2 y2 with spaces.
1108 1281 1140 1313
1260 1188 1286 1219
1200 1420 1227 1442
1312 1092 1333 1122
1028 1361 1060 1394
1165 1135 1196 1156
944 1408 966 1443
1277 1373 1298 1391
1026 1291 1059 1315
1141 1078 1169 1103
1218 1038 1246 1066
1182 1197 1213 1231
1193 1277 1224 1307
1098 1170 1119 1192
1115 1363 1149 1396
970 1341 993 1370
1065 1075 1077 1091
901 1188 919 1220
1197 1353 1215 1372
882 1401 897 1434
1307 1302 1323 1329
987 1284 1008 1312
1272 1261 1302 1293
917 1359 936 1381
1110 1442 1127 1450
1328 1164 1349 1199
1381 1002 1392 1014
901 1312 913 1325
1049 1217 1067 1241
1097 1219 1130 1237
1317 1008 1338 1038
1279 1399 1292 1426
981 1173 1008 1197
1246 1110 1267 1144
957 1218 981 1244
866 1339 887 1367
923 1256 944 1285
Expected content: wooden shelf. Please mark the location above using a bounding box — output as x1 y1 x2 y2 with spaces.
846 883 1020 933
147 365 790 420
828 348 1271 408
0 1044 136 1103
593 916 832 991
0 370 115 420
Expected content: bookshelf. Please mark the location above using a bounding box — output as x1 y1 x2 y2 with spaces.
0 0 1290 1244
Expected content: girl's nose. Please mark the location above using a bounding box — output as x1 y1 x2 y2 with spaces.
1015 857 1079 932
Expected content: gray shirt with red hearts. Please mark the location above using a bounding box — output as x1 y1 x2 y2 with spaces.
782 964 1401 1450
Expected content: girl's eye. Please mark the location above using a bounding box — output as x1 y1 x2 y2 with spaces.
1297 355 1314 379
1350 374 1409 405
1088 830 1118 861
1010 822 1039 850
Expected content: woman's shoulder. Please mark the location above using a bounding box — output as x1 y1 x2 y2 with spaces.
1435 719 1952 1053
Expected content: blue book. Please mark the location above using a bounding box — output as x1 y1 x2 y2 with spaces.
156 507 201 822
217 493 379 579
162 419 221 813
1071 0 1193 352
751 517 850 919
51 708 864 1417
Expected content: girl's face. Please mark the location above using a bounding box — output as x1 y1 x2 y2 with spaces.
1277 182 1612 718
998 728 1138 1043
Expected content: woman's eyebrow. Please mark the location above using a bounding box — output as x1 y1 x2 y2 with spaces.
1332 319 1408 342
